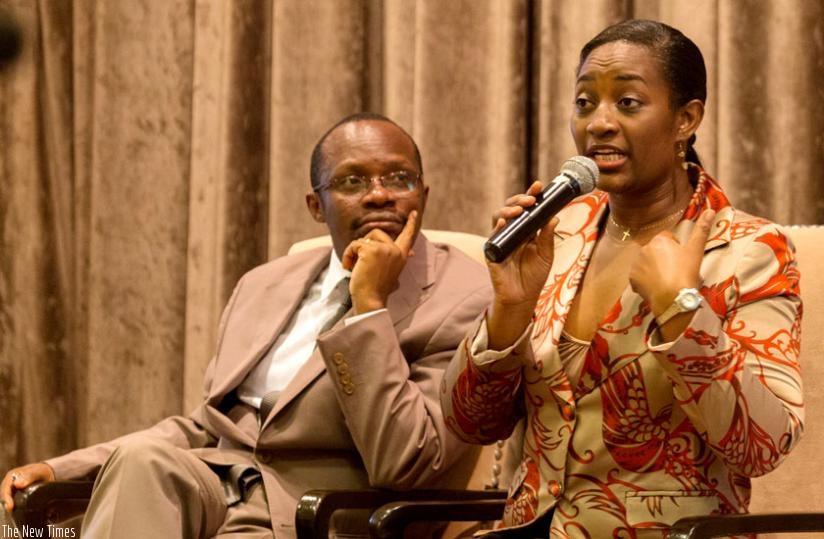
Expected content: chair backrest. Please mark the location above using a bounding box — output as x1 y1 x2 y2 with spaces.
288 229 487 264
748 226 824 523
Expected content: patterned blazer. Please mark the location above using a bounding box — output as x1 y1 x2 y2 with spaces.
441 169 804 538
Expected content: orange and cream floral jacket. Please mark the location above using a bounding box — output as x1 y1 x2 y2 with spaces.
441 169 804 538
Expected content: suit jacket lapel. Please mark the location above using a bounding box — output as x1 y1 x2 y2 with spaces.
572 185 734 397
386 233 434 321
209 249 331 399
529 196 605 406
264 235 435 422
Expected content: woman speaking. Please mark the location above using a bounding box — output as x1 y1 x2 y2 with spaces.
441 19 804 538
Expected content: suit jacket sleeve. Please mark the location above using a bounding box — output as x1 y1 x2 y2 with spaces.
43 416 216 480
440 317 532 445
42 273 250 480
647 222 803 477
317 268 491 489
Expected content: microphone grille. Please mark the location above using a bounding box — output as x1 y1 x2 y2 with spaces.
561 156 599 194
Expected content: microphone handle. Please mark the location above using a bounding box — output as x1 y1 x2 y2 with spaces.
484 179 581 263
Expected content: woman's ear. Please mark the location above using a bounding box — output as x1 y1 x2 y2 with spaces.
677 99 705 140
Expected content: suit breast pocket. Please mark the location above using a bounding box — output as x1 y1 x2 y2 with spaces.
624 490 722 528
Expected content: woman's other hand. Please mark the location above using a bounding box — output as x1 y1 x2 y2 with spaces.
629 209 716 338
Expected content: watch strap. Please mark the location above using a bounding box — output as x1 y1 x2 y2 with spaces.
655 287 702 327
655 302 684 327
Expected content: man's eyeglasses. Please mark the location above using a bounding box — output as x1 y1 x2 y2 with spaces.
315 170 421 197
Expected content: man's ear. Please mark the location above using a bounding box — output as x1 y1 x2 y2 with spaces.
677 99 705 140
305 191 325 223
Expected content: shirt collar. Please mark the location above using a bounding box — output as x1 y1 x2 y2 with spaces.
320 249 352 301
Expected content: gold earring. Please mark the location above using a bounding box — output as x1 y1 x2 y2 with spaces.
677 141 688 170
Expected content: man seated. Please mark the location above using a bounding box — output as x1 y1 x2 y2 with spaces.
2 112 492 538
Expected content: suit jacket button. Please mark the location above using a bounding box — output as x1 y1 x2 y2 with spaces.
333 352 345 365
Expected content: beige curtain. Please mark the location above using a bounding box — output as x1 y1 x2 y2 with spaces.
1 0 822 471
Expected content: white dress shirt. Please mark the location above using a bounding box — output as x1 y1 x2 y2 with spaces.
237 250 387 410
237 252 353 409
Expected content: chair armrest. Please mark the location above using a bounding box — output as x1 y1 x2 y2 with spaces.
11 481 94 530
368 492 507 539
295 488 506 539
296 489 399 539
669 512 824 538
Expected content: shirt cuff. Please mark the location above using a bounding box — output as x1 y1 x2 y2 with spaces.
470 317 533 367
647 308 702 351
344 308 387 326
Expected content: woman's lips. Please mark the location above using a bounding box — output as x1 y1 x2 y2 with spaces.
589 150 627 172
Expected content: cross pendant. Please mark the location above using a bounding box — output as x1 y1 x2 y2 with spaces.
621 229 631 241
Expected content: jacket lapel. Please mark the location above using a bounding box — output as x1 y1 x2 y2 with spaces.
572 175 734 397
208 249 331 399
386 233 434 322
263 235 435 423
527 198 606 407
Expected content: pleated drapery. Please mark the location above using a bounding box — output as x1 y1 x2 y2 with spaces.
1 0 823 476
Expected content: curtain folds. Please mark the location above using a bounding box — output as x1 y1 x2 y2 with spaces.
1 0 822 471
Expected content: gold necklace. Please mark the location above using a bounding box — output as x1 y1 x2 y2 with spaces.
608 208 685 242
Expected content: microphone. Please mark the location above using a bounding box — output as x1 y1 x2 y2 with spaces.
484 156 598 263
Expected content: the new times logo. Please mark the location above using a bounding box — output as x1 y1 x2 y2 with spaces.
2 524 76 538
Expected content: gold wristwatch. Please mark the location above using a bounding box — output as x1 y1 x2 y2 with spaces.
655 287 702 326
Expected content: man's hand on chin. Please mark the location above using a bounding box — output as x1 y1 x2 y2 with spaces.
342 210 418 314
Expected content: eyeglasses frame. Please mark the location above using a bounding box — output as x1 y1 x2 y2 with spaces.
314 170 423 197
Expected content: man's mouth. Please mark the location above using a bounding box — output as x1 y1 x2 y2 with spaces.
355 214 406 234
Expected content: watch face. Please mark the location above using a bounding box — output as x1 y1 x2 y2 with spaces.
677 288 702 311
